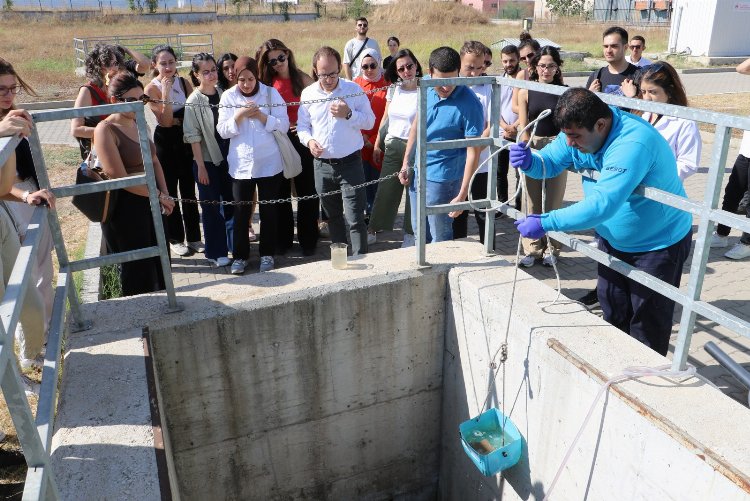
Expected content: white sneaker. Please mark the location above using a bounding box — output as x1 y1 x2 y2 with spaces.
542 254 558 267
367 233 377 245
170 242 191 256
518 255 535 268
318 221 330 238
710 232 728 248
19 355 43 371
725 242 750 260
259 256 275 272
187 241 205 253
21 374 39 397
230 259 247 275
401 233 415 248
208 256 232 267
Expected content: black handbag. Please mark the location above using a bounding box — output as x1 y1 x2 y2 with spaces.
71 149 118 224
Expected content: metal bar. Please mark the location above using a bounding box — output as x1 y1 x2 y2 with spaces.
30 102 144 123
484 80 502 255
0 135 22 167
419 76 496 87
705 342 750 391
27 129 87 331
133 106 180 311
673 125 733 370
416 85 428 266
426 200 491 215
426 137 495 151
0 208 44 349
69 247 162 273
51 174 148 198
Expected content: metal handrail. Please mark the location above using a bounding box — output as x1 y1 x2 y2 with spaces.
414 75 750 372
73 33 214 67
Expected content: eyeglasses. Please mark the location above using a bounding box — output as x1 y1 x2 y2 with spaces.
396 62 415 74
537 63 558 71
0 85 22 97
269 53 287 67
629 45 643 50
117 95 147 103
361 63 378 71
317 71 339 80
484 61 492 68
200 68 218 76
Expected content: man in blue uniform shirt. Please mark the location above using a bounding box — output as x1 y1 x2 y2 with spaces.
510 88 692 356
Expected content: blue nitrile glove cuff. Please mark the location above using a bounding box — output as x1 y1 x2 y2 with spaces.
509 142 532 171
513 214 546 239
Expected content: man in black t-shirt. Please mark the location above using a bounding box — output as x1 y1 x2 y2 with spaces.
586 26 638 97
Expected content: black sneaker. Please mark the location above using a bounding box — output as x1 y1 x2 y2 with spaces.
579 289 599 307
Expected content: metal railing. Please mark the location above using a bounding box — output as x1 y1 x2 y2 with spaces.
73 33 214 69
0 100 179 500
414 75 750 372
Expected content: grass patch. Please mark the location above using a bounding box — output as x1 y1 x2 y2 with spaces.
100 264 122 300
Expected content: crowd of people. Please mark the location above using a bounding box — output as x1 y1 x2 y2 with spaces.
1 20 750 368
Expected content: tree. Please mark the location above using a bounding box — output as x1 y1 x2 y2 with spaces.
145 0 158 12
545 0 586 17
2 0 12 11
347 0 368 20
128 0 144 12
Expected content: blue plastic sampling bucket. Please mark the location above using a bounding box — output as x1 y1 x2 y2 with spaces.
459 408 523 476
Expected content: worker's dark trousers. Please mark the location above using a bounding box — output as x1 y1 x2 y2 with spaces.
597 231 692 356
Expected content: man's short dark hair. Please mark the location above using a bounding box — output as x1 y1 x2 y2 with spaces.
501 44 520 57
356 16 368 23
429 46 461 73
631 35 646 45
460 41 489 58
603 26 629 45
554 88 613 131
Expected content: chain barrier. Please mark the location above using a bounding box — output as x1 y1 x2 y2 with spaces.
166 169 405 206
144 79 414 109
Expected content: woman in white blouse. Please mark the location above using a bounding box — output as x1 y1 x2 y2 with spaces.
217 56 289 274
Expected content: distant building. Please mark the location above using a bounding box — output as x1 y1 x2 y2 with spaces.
461 0 534 17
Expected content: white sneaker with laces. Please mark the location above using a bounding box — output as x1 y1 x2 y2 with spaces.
187 241 206 253
208 256 232 267
170 242 191 256
725 242 750 260
518 255 535 268
710 232 728 248
401 233 415 248
230 259 247 275
367 233 377 245
542 254 558 267
259 256 275 272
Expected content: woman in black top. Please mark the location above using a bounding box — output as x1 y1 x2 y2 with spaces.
517 46 567 268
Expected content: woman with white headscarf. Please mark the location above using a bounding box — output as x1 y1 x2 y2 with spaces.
354 48 389 238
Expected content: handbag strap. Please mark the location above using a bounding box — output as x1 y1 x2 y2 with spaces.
351 38 370 69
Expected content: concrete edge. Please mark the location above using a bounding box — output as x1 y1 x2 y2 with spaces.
80 222 102 304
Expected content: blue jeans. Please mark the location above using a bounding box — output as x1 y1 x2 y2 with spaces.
409 176 462 243
314 152 368 255
192 161 234 260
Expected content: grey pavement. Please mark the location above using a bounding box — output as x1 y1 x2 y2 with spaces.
30 74 750 407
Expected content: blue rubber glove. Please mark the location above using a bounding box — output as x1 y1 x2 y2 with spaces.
514 215 546 239
509 142 532 171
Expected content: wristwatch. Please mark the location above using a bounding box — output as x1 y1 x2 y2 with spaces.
345 109 353 120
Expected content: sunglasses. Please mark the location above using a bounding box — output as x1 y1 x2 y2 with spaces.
269 53 287 67
117 95 147 103
357 23 368 27
629 45 643 50
396 62 415 74
361 63 378 71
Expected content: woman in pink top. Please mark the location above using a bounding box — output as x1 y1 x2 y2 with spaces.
258 39 319 256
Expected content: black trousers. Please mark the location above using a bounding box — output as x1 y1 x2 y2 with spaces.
276 131 320 252
232 173 282 260
154 125 201 244
102 190 165 297
717 153 750 244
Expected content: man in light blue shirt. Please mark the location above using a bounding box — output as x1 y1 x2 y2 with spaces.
511 88 693 356
399 46 484 242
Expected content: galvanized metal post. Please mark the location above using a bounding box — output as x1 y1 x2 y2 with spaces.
483 79 502 255
671 125 732 371
416 84 428 266
133 105 181 312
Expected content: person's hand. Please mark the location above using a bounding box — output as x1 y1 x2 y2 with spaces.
245 101 264 120
160 75 174 98
289 124 297 134
502 123 517 140
26 188 55 209
330 99 351 119
589 78 601 92
0 109 33 138
308 139 324 158
196 163 209 185
514 214 546 239
621 79 638 98
372 145 383 165
509 142 532 171
448 192 467 218
398 164 410 186
159 193 175 216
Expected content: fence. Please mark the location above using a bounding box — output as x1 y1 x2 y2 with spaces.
414 75 750 372
74 33 214 69
0 101 178 500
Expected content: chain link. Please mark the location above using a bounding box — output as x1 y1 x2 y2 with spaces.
167 169 404 206
146 79 413 109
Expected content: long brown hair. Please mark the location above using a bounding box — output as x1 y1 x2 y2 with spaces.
0 57 38 118
257 39 306 97
637 62 689 107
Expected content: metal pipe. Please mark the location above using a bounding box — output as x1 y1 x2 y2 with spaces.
416 83 428 266
705 342 750 391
